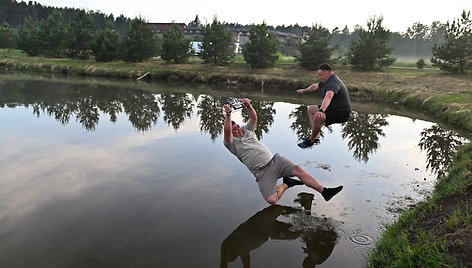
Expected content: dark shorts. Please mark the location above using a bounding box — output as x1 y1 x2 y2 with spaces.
324 109 350 126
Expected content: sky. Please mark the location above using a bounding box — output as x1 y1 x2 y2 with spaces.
31 0 472 33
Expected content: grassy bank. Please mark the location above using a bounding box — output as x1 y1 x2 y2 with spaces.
1 49 472 266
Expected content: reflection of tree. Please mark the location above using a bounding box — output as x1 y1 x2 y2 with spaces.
288 105 331 140
197 95 225 141
76 96 100 131
341 111 389 163
418 124 465 175
159 93 194 130
220 200 337 268
241 100 276 139
122 92 160 132
0 80 161 131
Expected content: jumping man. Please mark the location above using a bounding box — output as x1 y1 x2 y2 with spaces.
296 63 351 148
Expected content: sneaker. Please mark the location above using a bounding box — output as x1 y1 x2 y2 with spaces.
322 186 343 201
283 177 304 188
298 137 315 148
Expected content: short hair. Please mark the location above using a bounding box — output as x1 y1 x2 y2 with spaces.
231 121 236 125
317 63 333 71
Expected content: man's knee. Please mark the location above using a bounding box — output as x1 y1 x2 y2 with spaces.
313 112 326 123
265 190 280 204
265 195 277 204
307 105 318 115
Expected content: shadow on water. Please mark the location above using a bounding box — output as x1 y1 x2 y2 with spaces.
220 193 338 268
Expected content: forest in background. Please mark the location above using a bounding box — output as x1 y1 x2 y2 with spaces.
1 0 445 61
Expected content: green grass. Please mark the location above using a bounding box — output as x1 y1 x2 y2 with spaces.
392 60 434 69
444 204 472 231
367 143 472 268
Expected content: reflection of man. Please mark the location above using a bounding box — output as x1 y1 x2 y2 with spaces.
220 202 338 268
224 98 343 204
301 229 338 268
296 63 351 148
220 205 299 268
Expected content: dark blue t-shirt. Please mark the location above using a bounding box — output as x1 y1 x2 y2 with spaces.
318 74 351 112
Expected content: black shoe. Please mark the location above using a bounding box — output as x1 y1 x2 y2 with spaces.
298 137 314 148
322 186 343 201
283 177 304 188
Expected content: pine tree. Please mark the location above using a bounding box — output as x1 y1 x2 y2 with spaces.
67 10 95 59
199 16 233 65
243 22 279 69
39 11 67 57
17 17 42 56
91 21 120 62
120 17 159 62
296 24 335 70
0 22 17 53
431 10 472 74
161 24 192 64
347 16 396 70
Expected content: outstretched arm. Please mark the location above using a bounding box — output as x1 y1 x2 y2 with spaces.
242 98 257 127
224 105 233 143
296 83 319 93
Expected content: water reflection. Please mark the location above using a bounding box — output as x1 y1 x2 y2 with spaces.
418 124 466 174
0 80 162 131
197 95 225 141
0 78 467 175
241 100 276 139
341 111 389 163
220 194 337 268
288 105 332 140
159 93 194 130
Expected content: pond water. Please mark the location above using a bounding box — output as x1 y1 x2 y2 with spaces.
0 74 469 268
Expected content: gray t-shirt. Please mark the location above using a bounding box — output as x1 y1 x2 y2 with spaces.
224 122 273 173
318 73 351 112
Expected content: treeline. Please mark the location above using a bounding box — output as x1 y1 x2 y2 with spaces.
0 0 446 60
1 0 471 73
0 0 130 35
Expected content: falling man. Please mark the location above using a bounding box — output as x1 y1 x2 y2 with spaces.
223 98 343 204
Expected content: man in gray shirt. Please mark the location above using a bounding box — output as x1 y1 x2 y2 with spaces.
297 63 351 148
224 98 343 204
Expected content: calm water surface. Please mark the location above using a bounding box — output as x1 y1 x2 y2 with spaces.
0 75 469 267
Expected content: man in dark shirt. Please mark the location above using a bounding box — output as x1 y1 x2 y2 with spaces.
296 63 351 148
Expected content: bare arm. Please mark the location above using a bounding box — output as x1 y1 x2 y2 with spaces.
242 98 257 126
296 83 319 93
224 105 232 143
319 90 334 111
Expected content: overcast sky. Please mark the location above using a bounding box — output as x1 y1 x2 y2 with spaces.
32 0 472 32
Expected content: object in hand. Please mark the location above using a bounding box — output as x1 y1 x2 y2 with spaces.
225 98 244 110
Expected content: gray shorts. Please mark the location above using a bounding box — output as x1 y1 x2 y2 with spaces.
252 153 297 200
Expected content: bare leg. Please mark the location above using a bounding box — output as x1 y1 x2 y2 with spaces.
291 165 324 193
307 105 326 142
291 165 343 201
265 184 289 204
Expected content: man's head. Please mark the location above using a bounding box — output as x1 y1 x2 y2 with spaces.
231 121 244 138
317 63 333 83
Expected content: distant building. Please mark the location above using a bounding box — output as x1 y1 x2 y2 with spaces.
148 23 186 34
149 15 302 44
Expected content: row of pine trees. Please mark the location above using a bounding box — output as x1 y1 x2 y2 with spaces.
0 6 471 73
